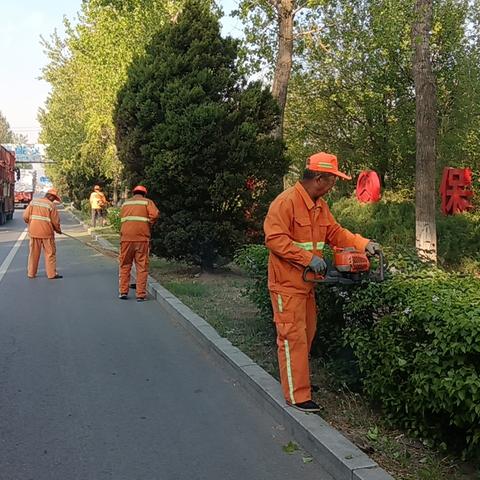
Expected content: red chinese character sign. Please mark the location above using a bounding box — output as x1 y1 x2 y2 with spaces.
439 168 473 215
356 171 381 203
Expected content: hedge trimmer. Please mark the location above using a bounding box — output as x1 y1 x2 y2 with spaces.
303 247 385 285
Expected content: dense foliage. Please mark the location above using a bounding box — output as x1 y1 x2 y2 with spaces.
235 199 480 457
39 0 185 206
344 271 480 457
115 0 287 269
234 0 480 187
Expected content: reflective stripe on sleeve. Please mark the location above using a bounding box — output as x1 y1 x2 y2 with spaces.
278 294 283 313
293 241 325 251
123 200 149 206
121 216 149 223
30 201 52 210
31 215 51 222
284 340 295 404
293 241 314 251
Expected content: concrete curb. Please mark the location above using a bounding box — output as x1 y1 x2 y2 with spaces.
67 208 394 480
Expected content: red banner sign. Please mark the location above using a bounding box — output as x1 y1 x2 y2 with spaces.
439 167 473 215
356 171 381 203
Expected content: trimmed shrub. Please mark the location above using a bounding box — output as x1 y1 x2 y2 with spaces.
236 243 480 457
107 207 121 232
115 0 286 270
344 271 480 456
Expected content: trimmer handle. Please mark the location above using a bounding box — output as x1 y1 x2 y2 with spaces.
366 249 385 282
302 266 326 283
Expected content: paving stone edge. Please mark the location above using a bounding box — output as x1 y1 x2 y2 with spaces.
68 208 394 480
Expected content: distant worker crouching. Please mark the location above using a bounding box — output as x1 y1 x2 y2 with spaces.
89 185 108 228
119 185 160 302
23 188 63 279
264 152 381 413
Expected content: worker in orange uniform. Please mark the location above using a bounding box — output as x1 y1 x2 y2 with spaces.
118 185 160 302
264 152 381 412
23 188 63 279
89 185 108 227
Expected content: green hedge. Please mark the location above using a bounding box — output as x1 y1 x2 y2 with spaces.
330 192 480 274
235 244 480 457
107 207 121 232
344 271 480 457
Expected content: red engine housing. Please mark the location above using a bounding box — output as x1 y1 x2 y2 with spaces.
333 248 370 273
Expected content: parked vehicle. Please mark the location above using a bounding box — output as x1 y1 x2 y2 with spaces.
0 145 16 225
14 169 37 209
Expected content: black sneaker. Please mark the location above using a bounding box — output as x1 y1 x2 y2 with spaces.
119 293 128 300
288 400 322 413
50 274 63 279
136 297 146 302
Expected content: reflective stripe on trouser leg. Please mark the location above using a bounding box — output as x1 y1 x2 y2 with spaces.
284 340 295 404
271 292 312 404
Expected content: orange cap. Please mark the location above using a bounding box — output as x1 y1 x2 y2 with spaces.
94 185 101 191
46 188 61 202
133 185 147 195
307 152 351 180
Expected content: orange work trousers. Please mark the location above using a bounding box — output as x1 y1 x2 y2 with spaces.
119 241 149 299
28 237 57 279
270 290 317 404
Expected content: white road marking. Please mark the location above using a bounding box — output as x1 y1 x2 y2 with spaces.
0 229 28 284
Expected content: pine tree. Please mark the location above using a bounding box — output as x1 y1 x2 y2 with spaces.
115 0 286 270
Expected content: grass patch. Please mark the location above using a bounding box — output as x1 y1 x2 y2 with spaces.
163 281 210 298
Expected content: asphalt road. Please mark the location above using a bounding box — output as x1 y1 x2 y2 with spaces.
0 209 333 480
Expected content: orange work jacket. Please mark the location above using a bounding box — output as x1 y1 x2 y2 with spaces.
120 195 160 242
89 191 107 210
23 198 61 238
264 182 369 295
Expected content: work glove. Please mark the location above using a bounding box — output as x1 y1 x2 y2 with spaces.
309 255 327 274
366 241 381 255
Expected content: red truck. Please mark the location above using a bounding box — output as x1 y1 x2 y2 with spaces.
0 145 16 225
14 169 36 209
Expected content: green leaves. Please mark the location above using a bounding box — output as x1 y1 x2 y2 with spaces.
40 0 186 204
282 441 300 454
115 0 287 269
344 271 480 457
237 201 480 457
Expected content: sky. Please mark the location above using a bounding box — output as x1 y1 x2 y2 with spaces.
0 0 243 143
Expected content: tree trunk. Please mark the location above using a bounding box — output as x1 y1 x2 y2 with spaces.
271 0 294 140
412 0 437 262
112 178 119 205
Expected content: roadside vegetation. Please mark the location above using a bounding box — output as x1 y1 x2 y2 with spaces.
44 0 480 477
76 194 480 479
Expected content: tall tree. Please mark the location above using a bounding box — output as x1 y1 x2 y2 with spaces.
235 0 323 139
280 0 477 192
40 0 185 205
115 0 287 270
412 0 437 261
0 111 15 143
